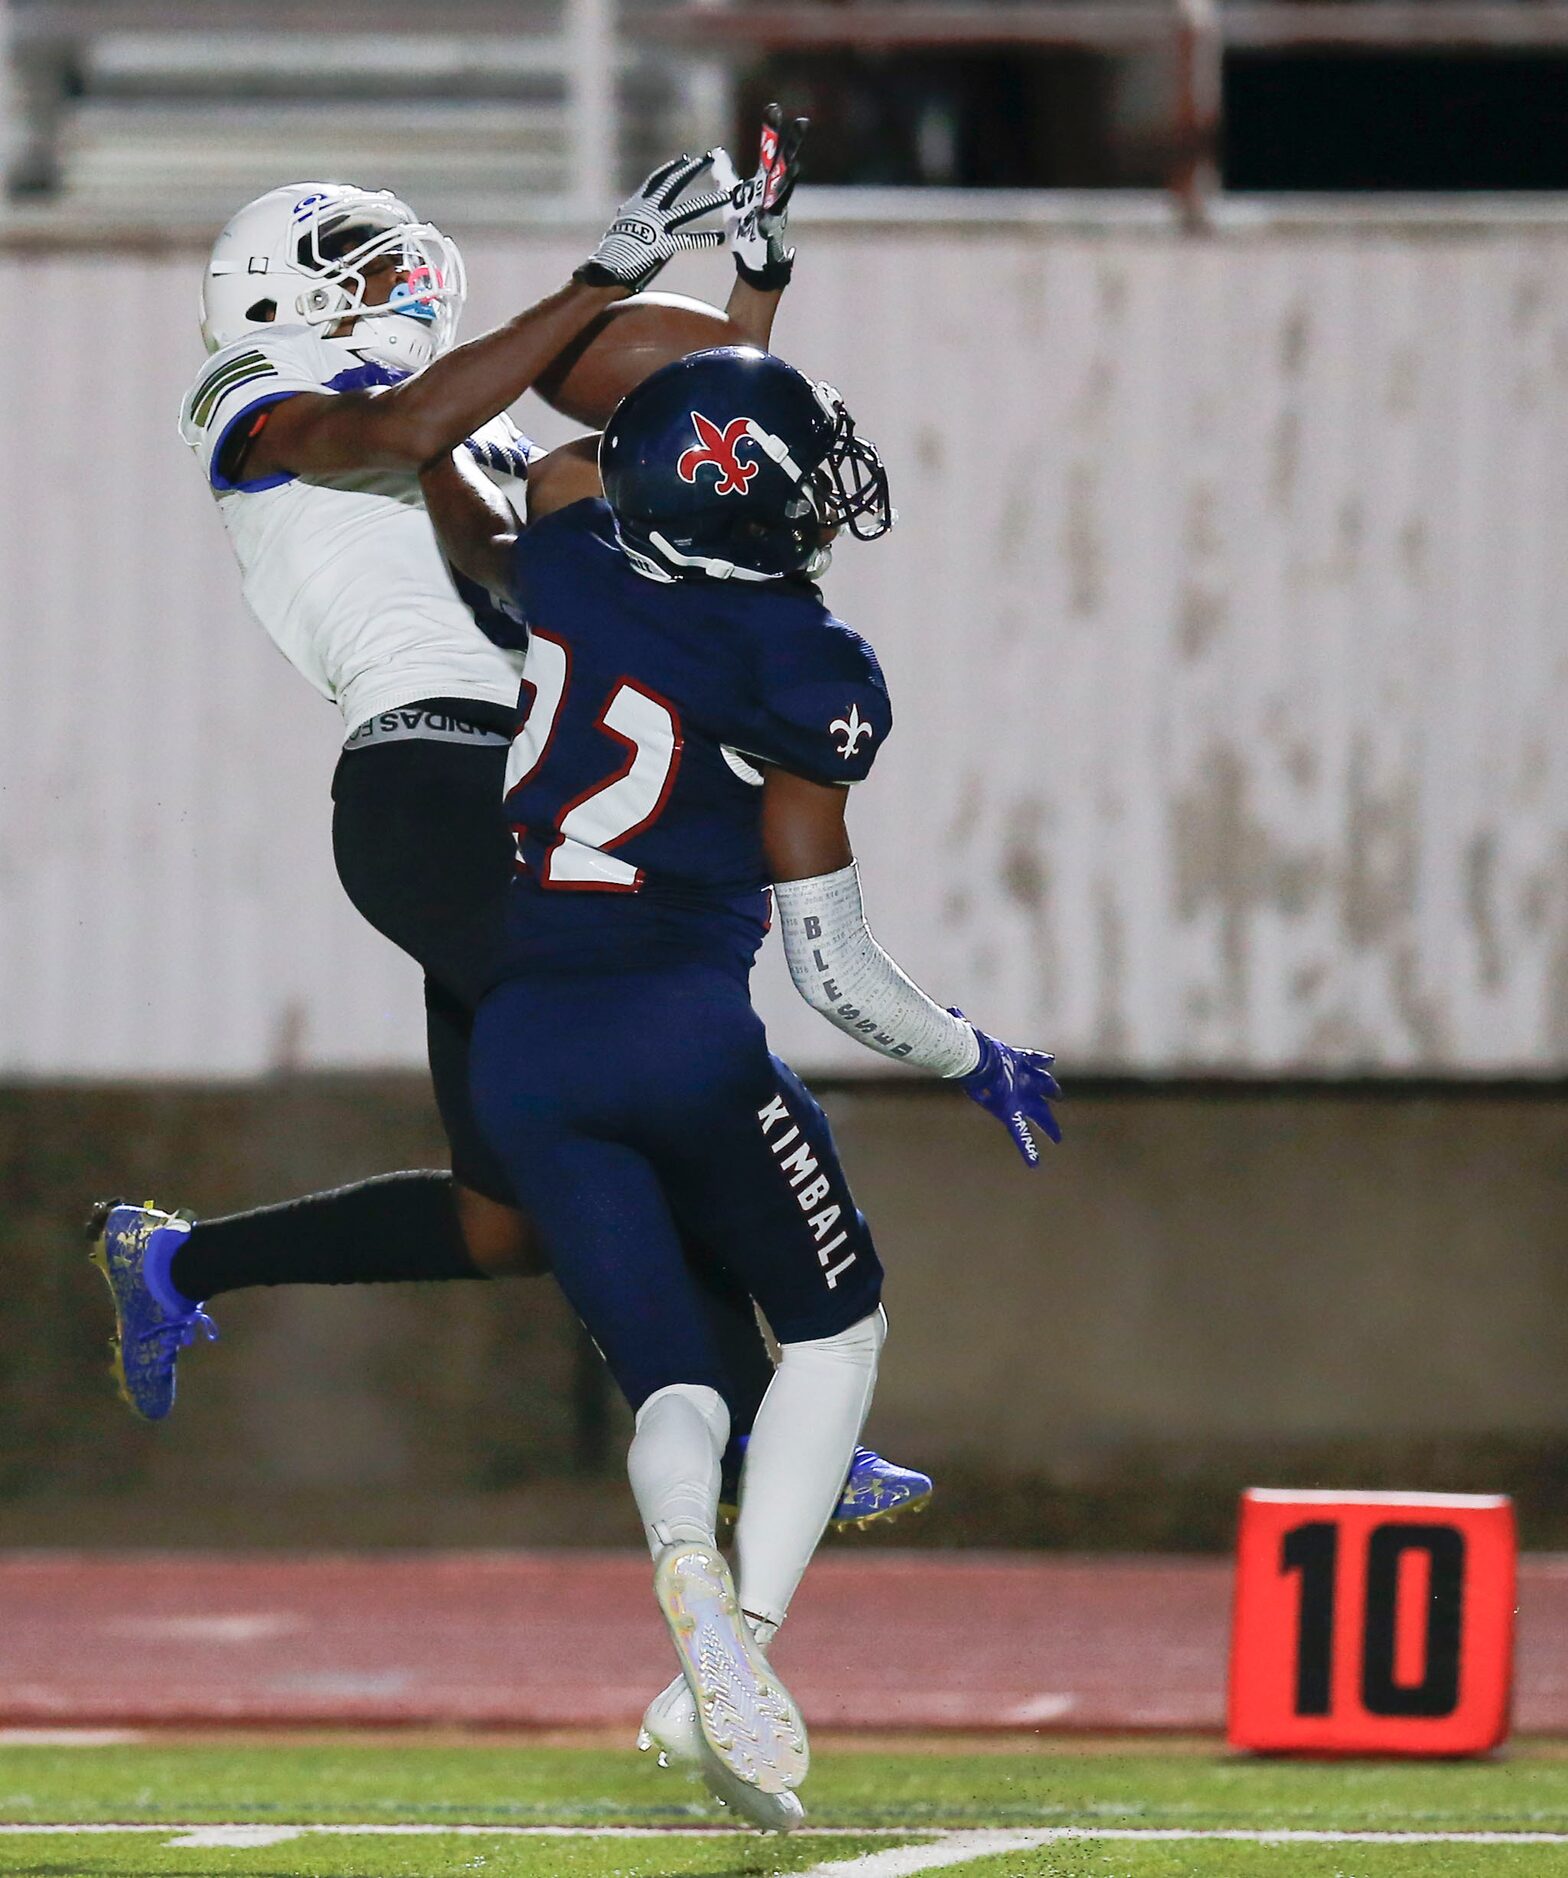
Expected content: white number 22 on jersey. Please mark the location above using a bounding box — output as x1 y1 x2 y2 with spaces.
504 630 683 892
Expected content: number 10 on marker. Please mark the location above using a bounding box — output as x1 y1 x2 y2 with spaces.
1227 1489 1515 1756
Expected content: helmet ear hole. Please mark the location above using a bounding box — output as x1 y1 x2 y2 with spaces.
245 298 277 324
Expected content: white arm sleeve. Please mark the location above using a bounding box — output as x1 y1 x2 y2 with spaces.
774 862 981 1077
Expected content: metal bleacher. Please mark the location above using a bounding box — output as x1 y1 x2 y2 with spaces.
10 1 1568 232
2 0 700 230
60 63 574 225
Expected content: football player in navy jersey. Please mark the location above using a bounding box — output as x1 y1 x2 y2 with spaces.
417 348 1061 1826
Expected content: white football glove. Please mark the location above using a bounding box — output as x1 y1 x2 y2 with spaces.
575 153 727 292
711 103 808 292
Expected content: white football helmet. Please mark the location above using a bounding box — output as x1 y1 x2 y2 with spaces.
200 181 466 368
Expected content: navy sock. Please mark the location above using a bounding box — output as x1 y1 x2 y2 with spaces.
168 1170 486 1301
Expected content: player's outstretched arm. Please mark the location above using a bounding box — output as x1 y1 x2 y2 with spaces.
763 767 1062 1166
716 103 809 350
523 436 605 521
245 278 625 481
419 435 602 597
417 450 523 601
237 156 727 483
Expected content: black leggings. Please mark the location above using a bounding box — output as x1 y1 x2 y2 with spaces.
332 720 516 1201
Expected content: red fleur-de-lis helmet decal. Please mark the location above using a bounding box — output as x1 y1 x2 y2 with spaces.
677 411 760 498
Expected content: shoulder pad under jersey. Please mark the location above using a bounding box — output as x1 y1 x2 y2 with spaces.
179 326 337 494
745 605 893 787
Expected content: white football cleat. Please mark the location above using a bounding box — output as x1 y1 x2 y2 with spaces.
638 1671 806 1833
651 1541 809 1794
694 1739 807 1832
638 1672 702 1765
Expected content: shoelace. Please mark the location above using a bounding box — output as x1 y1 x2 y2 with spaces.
138 1305 219 1352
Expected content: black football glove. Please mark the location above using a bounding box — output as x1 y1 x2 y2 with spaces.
711 103 808 292
574 153 727 292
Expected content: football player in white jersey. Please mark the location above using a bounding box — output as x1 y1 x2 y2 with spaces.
89 114 934 1534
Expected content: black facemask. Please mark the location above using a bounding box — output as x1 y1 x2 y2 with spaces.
808 402 894 542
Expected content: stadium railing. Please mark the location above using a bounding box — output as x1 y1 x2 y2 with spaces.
7 1 1568 229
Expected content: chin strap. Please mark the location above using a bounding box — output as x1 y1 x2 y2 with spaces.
648 531 767 582
632 530 778 584
342 311 439 371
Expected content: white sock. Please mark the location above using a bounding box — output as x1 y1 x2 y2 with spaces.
628 1383 730 1555
735 1307 887 1633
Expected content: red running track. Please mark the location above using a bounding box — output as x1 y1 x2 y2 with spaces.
1 1551 1566 1733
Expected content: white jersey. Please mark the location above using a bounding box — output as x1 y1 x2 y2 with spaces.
179 325 537 735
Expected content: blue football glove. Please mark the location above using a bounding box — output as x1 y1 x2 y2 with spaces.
950 1011 1062 1168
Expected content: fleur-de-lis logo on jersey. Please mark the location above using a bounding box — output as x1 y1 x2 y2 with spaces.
677 412 759 497
831 704 874 759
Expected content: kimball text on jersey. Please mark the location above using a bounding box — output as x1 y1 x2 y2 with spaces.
758 1094 859 1290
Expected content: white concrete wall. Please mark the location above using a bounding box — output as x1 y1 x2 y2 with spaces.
4 221 1567 1076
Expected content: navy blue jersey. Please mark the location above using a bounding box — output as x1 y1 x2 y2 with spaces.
492 499 891 976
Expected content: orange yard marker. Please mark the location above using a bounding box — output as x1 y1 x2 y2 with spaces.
1228 1489 1516 1756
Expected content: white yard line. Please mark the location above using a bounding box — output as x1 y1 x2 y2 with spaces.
166 1828 305 1847
0 1824 910 1839
793 1834 1050 1877
3 1821 1568 1862
793 1829 1568 1877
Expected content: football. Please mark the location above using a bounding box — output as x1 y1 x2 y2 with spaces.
535 292 755 428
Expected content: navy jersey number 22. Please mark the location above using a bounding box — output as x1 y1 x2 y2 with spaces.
494 500 892 977
507 633 681 893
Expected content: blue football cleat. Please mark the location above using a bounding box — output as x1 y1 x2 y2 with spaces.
85 1200 217 1421
833 1445 935 1528
719 1438 933 1531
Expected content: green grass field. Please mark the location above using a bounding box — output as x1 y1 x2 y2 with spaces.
5 1736 1568 1876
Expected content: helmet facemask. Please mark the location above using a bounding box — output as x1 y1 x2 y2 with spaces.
806 385 894 543
292 196 465 362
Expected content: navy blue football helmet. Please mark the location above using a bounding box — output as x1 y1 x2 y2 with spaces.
598 346 893 582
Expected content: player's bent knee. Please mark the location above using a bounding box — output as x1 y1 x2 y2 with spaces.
628 1383 732 1550
634 1381 731 1440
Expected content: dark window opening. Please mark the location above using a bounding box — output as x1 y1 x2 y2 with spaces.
1225 52 1568 192
736 54 1152 189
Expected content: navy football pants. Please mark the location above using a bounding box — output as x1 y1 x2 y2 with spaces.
470 964 884 1415
332 720 778 1437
